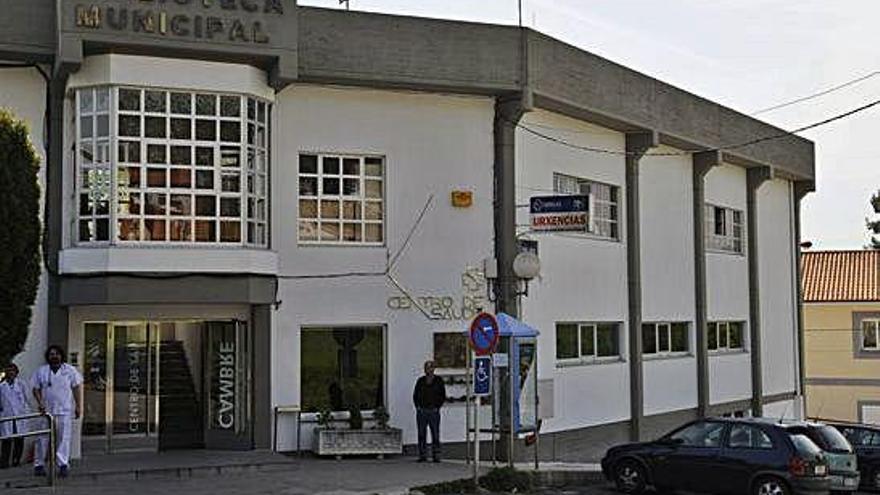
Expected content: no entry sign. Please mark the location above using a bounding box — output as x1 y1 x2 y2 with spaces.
469 312 500 356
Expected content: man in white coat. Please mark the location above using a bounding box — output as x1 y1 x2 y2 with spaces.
1 363 31 468
32 346 82 478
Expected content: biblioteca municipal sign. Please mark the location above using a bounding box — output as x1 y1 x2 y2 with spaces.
73 0 286 43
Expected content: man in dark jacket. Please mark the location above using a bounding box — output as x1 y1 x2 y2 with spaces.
412 360 446 462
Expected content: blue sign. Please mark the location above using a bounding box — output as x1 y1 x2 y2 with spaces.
469 312 500 356
473 357 491 396
529 195 588 214
529 195 589 232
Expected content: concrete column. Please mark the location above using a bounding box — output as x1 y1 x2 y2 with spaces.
625 131 658 441
493 95 530 317
747 166 773 417
252 304 272 449
793 180 815 406
692 151 721 418
45 70 69 348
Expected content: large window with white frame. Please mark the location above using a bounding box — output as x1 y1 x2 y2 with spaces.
642 322 689 356
556 322 621 363
708 321 745 352
553 173 619 239
705 204 743 253
863 319 880 351
76 86 270 246
297 153 384 245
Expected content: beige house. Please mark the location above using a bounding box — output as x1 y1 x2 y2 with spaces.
804 250 880 424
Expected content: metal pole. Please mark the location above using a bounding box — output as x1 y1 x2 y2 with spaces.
465 350 472 465
508 339 514 468
48 414 56 487
473 395 480 483
518 0 522 27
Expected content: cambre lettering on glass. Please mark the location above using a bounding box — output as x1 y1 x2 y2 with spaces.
216 342 235 430
73 0 284 43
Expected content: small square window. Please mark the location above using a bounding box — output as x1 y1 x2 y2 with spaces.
119 89 141 111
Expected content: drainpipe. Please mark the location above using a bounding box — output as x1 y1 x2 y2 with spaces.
693 151 720 418
625 131 658 441
747 166 773 417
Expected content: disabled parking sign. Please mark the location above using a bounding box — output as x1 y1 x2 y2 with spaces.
473 356 491 396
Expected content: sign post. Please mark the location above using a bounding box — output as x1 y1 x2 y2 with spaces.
467 313 499 485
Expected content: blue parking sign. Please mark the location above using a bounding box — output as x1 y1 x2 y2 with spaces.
473 356 491 396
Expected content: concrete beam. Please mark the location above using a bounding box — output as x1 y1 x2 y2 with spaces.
747 166 773 416
625 130 659 441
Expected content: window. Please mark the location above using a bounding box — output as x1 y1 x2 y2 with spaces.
298 154 384 245
708 321 745 352
705 204 743 253
433 332 468 369
555 323 620 362
301 326 384 412
76 87 270 246
728 424 774 449
668 421 725 448
863 320 880 351
642 322 689 356
553 173 619 239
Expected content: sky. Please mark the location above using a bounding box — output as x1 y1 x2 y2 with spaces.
299 0 880 250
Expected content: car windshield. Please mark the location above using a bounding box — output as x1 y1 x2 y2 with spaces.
814 425 852 453
789 433 823 458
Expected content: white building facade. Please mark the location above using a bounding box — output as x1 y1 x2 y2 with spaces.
0 0 813 461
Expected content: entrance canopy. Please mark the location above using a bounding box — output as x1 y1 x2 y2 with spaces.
496 313 539 338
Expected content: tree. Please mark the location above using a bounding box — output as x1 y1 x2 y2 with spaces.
868 192 880 249
0 109 41 366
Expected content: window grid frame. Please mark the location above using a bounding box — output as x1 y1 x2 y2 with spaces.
297 152 385 246
708 321 746 353
863 319 880 351
705 203 745 254
555 322 622 365
75 86 270 248
643 321 690 357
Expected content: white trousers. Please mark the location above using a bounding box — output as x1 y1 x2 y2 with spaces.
35 414 72 468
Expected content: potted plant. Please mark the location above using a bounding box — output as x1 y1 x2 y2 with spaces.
314 404 403 458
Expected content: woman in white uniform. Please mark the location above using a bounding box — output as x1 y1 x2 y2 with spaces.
0 363 31 468
31 346 82 478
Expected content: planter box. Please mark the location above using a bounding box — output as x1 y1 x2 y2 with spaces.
315 428 403 457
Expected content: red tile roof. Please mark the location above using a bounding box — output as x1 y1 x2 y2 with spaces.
802 250 880 303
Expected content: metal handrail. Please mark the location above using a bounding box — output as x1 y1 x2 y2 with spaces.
0 412 56 486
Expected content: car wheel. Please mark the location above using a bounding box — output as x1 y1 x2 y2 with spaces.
613 459 647 494
753 476 790 495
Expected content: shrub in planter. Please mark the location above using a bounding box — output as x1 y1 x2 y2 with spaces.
479 467 534 493
317 408 334 429
373 405 390 430
348 407 363 430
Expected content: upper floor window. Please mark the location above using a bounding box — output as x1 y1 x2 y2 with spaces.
553 173 619 240
556 322 621 363
642 322 689 356
708 321 745 352
863 319 880 351
705 204 743 253
298 153 384 245
76 86 270 246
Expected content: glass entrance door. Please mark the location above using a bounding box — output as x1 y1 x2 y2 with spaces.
81 319 252 453
83 323 160 453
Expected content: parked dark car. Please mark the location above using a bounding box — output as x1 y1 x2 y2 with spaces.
778 422 859 492
601 417 831 495
828 422 880 491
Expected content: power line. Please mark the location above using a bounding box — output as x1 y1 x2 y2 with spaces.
751 71 880 116
512 96 880 157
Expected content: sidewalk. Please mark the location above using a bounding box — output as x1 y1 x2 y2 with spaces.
1 450 605 494
1 451 478 494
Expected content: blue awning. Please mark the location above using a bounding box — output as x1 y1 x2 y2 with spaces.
496 312 539 337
